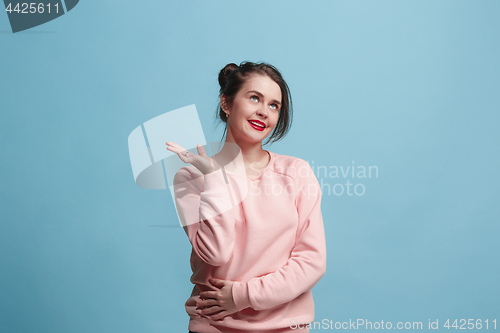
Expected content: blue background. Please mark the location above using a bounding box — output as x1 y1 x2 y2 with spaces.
1 1 499 332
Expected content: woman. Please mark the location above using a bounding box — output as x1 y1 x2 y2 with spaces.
166 61 326 333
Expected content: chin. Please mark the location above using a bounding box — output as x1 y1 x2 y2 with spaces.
244 134 268 144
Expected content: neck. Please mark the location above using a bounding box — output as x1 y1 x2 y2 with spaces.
221 129 268 166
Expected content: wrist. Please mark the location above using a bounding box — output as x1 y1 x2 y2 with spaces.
232 281 251 311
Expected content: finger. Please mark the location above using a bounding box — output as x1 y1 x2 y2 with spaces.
197 298 218 308
165 142 184 154
199 291 218 299
201 305 222 315
165 141 182 149
211 310 229 321
165 142 194 162
209 278 225 287
165 142 188 153
166 143 202 164
167 148 190 163
166 145 184 155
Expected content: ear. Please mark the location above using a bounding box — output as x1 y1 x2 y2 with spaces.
220 95 228 112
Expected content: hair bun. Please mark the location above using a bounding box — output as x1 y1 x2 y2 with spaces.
218 63 239 91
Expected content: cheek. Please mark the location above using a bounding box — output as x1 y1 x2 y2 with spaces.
270 114 280 128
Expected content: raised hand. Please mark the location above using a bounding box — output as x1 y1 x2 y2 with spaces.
166 142 218 175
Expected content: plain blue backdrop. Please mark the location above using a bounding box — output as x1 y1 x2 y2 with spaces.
1 1 499 332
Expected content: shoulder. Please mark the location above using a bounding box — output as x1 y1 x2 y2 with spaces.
271 151 315 180
271 152 320 199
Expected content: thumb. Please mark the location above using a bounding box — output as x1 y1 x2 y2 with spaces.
197 144 208 157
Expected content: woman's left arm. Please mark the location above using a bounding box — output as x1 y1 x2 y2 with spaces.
197 159 326 318
231 159 327 311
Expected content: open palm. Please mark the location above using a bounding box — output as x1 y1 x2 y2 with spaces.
166 142 217 175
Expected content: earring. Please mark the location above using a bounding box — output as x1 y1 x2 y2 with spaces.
225 113 228 117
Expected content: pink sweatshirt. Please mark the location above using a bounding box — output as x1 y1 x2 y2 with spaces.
174 150 327 333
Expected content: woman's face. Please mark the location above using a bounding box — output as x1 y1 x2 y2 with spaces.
223 74 282 145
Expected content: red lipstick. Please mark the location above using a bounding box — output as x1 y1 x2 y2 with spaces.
248 120 266 131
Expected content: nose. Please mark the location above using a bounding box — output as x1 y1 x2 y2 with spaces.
256 105 268 118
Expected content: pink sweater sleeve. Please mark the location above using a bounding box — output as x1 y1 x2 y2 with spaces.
231 159 327 311
174 167 236 266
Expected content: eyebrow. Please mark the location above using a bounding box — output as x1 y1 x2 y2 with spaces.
246 90 282 106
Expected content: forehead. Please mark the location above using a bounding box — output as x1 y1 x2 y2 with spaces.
240 74 282 101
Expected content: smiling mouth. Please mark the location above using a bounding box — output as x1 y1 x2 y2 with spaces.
248 120 266 131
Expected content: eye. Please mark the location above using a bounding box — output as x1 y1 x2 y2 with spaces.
270 103 279 110
250 95 259 102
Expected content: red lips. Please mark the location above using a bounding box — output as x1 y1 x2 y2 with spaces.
248 120 266 131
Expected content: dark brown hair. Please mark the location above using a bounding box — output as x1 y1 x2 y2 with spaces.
217 61 293 145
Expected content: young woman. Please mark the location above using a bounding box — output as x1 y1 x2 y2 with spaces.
166 62 327 333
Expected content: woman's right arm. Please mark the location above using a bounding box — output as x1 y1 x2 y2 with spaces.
174 167 236 266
